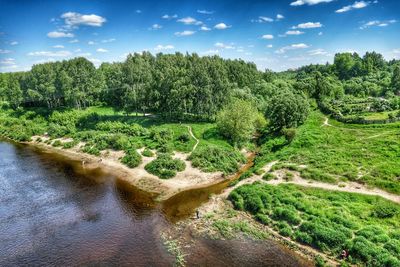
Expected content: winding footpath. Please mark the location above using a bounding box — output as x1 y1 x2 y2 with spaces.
187 126 199 152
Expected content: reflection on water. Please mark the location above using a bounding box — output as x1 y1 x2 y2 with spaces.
0 141 311 266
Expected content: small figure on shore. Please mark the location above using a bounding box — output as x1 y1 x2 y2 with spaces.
98 158 102 163
82 160 86 166
340 249 348 259
196 209 200 219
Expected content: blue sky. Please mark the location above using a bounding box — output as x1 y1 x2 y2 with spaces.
0 0 399 72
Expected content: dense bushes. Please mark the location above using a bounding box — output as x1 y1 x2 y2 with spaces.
121 149 142 168
229 183 400 265
188 145 246 174
145 153 185 179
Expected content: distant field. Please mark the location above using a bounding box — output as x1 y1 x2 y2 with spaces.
343 110 400 121
256 111 400 194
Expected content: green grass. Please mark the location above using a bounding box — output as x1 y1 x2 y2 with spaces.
229 183 400 266
343 110 399 120
256 111 400 194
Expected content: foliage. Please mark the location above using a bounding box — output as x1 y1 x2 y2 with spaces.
229 183 400 265
145 153 185 179
141 148 154 157
188 145 246 174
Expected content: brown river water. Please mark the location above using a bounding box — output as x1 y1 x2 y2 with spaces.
0 140 312 266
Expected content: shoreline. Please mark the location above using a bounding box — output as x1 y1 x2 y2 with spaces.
20 138 232 202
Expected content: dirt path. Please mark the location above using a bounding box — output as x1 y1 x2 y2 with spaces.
187 126 199 152
321 117 333 127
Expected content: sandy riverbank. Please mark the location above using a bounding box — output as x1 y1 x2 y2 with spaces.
25 136 226 201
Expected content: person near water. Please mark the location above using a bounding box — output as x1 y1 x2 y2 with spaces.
196 209 200 219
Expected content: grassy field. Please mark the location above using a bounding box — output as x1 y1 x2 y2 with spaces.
229 183 400 266
255 111 400 194
0 106 246 176
343 110 400 120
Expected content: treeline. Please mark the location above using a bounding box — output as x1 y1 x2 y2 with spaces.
0 52 266 120
293 51 400 98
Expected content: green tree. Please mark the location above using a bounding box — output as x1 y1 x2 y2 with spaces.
391 65 400 94
265 90 309 131
5 75 23 109
216 99 259 146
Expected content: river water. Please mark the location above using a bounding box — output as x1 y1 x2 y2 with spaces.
0 140 311 266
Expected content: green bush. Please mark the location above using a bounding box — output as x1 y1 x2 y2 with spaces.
81 145 100 156
176 133 190 143
63 140 79 149
52 140 62 147
262 173 275 181
188 145 246 174
372 203 399 218
145 153 185 179
272 207 301 225
142 148 154 157
255 213 271 225
121 149 142 168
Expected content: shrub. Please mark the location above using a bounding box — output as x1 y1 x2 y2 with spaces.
372 203 399 218
121 149 142 168
63 140 79 149
272 207 301 225
142 148 154 157
262 173 275 181
52 140 62 147
188 145 246 174
295 230 313 245
255 213 271 225
281 128 296 143
228 191 244 210
81 145 100 156
145 153 185 179
176 133 190 143
277 222 292 237
384 239 400 257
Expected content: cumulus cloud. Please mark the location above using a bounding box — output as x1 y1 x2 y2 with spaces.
290 0 333 6
150 24 163 30
286 30 305 35
10 41 18 45
336 1 370 13
69 39 79 43
96 48 108 53
200 26 211 31
214 23 231 29
61 12 106 27
214 42 235 49
360 19 396 29
308 48 329 56
261 34 274 39
252 16 274 23
197 10 214 15
101 38 116 43
292 22 323 29
177 17 202 25
28 50 72 57
275 43 309 54
47 31 74 38
154 44 174 51
162 14 178 19
276 14 285 20
201 49 219 55
266 44 273 48
174 30 196 36
0 49 12 54
88 41 96 45
0 58 15 65
53 45 65 48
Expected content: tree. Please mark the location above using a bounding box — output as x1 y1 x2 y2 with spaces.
216 99 259 146
4 75 23 109
391 65 400 94
265 90 309 131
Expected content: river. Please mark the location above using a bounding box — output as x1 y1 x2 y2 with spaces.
0 140 311 266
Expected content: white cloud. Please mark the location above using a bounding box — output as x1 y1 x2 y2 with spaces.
336 1 369 13
154 44 174 51
174 30 196 36
74 48 82 52
162 14 178 19
53 45 65 48
318 31 323 35
28 50 72 57
88 41 96 45
214 23 231 30
252 16 274 23
0 49 12 54
360 19 396 29
135 10 142 14
151 24 163 30
308 48 329 55
197 10 214 15
69 39 79 43
76 52 92 57
47 31 74 38
286 30 304 35
290 0 333 6
293 22 323 29
214 42 235 49
261 34 274 39
10 41 18 45
177 17 202 25
275 43 309 54
200 26 211 31
276 14 285 20
201 49 219 55
101 38 116 43
61 12 106 27
266 44 273 48
0 58 15 65
96 48 108 53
